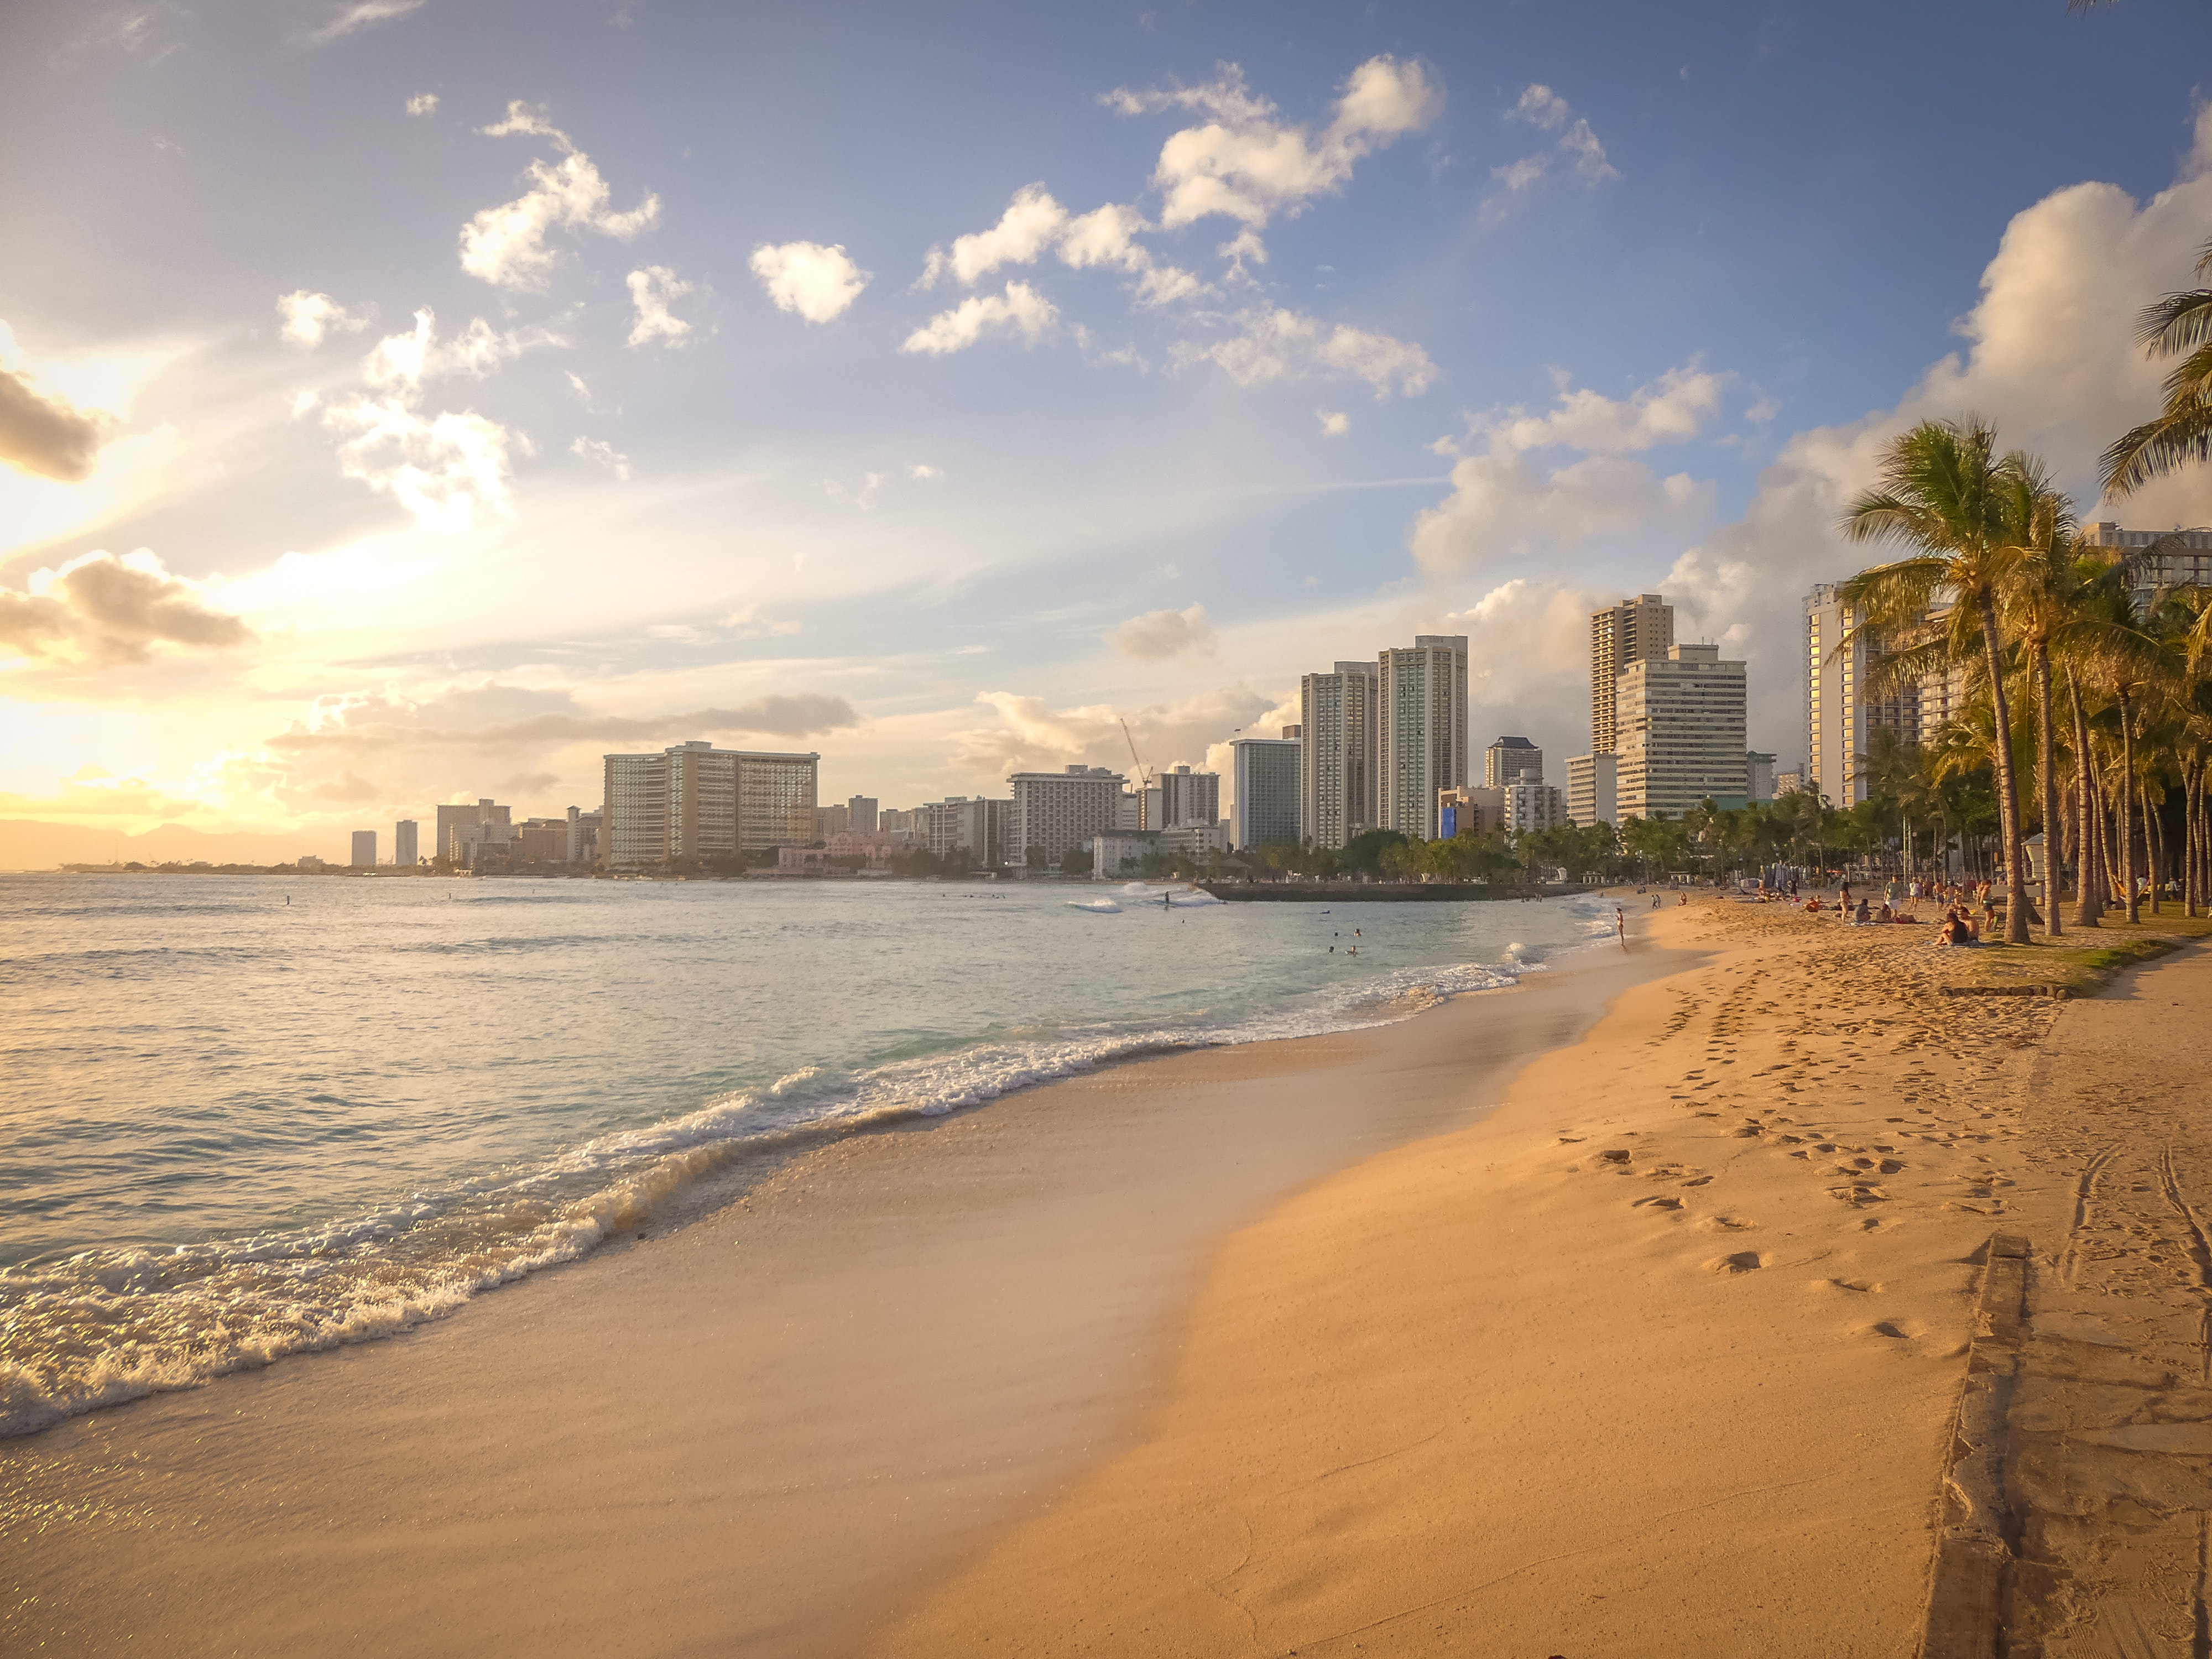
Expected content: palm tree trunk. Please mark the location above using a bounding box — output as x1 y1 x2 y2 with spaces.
2120 694 2141 924
2033 642 2062 938
2145 774 2165 915
2193 754 2207 918
1976 592 2031 943
2068 669 2102 926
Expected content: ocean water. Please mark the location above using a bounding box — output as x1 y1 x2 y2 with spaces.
0 873 1617 1437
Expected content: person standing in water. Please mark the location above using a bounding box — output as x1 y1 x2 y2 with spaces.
1615 907 1628 951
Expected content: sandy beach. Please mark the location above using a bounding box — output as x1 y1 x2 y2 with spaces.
8 898 2209 1656
0 920 1673 1657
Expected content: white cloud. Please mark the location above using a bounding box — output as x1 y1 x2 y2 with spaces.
566 371 593 404
1411 448 1710 570
320 399 517 533
1108 56 1442 231
309 0 426 44
901 281 1058 356
625 265 694 347
1483 84 1619 225
405 92 439 117
1172 307 1435 399
1316 408 1349 437
749 241 869 323
570 436 630 481
909 463 944 481
359 307 561 393
276 290 370 349
460 103 661 291
1111 603 1215 660
917 189 1202 307
1475 362 1727 453
0 362 106 482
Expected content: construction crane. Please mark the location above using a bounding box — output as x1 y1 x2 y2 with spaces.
1118 718 1154 792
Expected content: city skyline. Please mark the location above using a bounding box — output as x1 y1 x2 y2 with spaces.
7 3 2212 868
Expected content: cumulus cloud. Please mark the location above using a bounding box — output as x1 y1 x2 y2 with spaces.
1469 362 1728 454
358 306 562 394
916 187 1201 308
1483 84 1619 225
1316 408 1350 437
570 436 630 479
460 102 661 291
0 549 253 664
1112 603 1215 660
321 400 517 533
1653 122 2212 760
749 241 869 323
0 366 106 482
309 0 426 43
405 92 439 116
901 281 1058 356
1172 307 1435 398
276 290 371 349
1412 449 1710 570
1107 56 1442 231
625 265 694 346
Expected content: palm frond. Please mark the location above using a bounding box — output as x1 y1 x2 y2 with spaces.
2100 394 2212 497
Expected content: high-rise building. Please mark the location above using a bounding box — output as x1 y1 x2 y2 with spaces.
1747 752 1777 802
1589 594 1676 754
1804 583 1919 806
813 803 850 842
517 818 570 862
1483 735 1543 788
1008 766 1126 868
1776 770 1805 797
602 740 818 867
1299 662 1378 850
1502 782 1566 834
435 798 511 866
393 820 419 868
1618 644 1749 820
1229 738 1302 849
1153 764 1220 831
847 795 879 834
1565 754 1619 827
2083 521 2212 606
1378 635 1469 841
351 830 377 868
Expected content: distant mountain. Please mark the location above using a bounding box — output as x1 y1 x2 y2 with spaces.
0 820 353 871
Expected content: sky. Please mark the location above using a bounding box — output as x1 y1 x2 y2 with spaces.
5 0 2212 863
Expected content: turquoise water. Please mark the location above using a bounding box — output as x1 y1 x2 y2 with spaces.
0 873 1615 1436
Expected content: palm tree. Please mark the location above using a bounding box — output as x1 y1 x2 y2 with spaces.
1840 417 2032 942
2102 236 2212 497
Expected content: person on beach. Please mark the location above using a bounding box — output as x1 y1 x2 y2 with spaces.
1615 907 1628 951
1854 897 1871 925
1939 907 1975 946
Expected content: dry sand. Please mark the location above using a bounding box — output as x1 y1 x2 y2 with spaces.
870 899 2170 1658
0 928 1670 1658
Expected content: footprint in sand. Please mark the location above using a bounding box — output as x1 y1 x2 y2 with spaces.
1867 1319 1926 1340
1700 1214 1756 1232
1829 1278 1885 1293
1633 1196 1684 1211
1709 1251 1766 1274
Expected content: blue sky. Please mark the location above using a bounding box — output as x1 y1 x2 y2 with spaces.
4 0 2211 857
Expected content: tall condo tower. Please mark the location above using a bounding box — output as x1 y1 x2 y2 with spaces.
393 820 418 867
1482 734 1543 788
1298 661 1379 849
1617 644 1749 820
1589 594 1676 754
602 740 818 867
1377 634 1469 841
1803 583 1919 806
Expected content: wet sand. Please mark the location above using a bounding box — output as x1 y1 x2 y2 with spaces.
1 928 1673 1657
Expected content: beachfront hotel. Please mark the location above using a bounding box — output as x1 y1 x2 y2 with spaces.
602 741 819 867
1297 661 1379 849
1615 644 1750 820
1565 753 1618 827
1008 765 1126 866
1588 593 1676 757
1803 582 1921 807
1377 634 1469 841
1229 735 1301 849
393 819 418 867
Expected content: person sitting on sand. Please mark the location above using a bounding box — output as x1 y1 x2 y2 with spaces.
1939 907 1974 946
1876 901 1893 924
1804 895 1822 912
1854 898 1871 925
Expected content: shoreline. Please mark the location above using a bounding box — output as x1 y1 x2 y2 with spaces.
1 905 1676 1655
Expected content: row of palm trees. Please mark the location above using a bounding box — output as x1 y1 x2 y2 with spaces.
1836 234 2212 943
